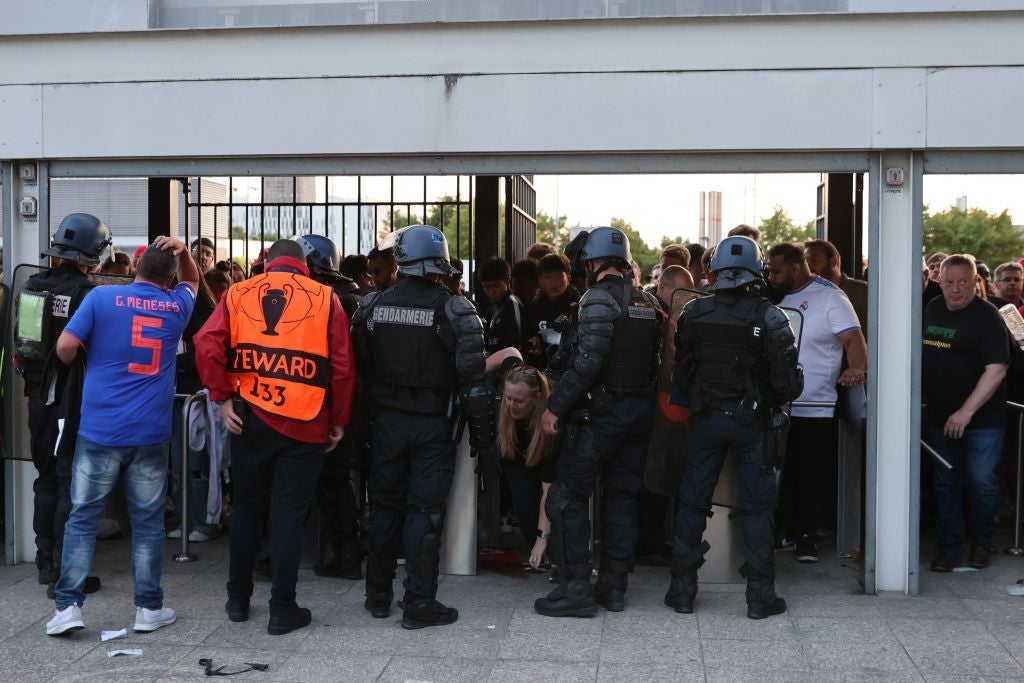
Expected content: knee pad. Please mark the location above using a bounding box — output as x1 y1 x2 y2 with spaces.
546 481 587 518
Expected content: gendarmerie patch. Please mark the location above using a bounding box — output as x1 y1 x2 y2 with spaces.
371 305 435 326
628 305 658 320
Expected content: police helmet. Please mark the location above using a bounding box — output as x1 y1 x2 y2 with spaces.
380 225 457 278
42 213 112 266
294 234 342 273
579 227 631 264
709 235 764 291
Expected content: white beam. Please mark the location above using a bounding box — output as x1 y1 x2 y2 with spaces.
868 150 921 594
3 12 1024 85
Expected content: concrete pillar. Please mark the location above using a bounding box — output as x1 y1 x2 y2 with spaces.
866 150 922 594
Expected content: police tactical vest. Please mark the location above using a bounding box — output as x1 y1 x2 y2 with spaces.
15 267 94 385
687 294 770 407
226 270 332 421
364 278 456 413
596 281 661 391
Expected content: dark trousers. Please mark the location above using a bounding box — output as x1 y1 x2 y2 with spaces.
501 458 542 549
317 439 361 560
366 411 454 602
27 386 73 579
673 410 776 579
227 413 325 610
776 416 838 538
554 396 652 588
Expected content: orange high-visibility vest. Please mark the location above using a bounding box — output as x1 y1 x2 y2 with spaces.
225 270 332 421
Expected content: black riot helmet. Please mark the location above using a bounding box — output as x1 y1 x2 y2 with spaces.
42 213 112 266
294 234 342 273
567 227 632 284
709 235 764 291
380 224 458 278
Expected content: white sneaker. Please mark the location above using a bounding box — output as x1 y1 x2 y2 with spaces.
188 529 212 543
46 605 85 636
167 528 183 540
134 606 176 633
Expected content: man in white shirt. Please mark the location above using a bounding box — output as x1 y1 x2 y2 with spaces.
766 242 867 563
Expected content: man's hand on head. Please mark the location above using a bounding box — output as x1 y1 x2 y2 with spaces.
153 236 187 256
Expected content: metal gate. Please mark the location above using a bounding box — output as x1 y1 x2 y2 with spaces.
504 174 537 262
183 175 476 286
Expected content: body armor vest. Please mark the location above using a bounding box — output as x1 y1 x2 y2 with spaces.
686 294 768 408
596 281 661 391
15 266 94 386
226 270 332 421
364 278 456 414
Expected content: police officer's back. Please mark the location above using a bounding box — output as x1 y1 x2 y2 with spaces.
351 225 493 630
14 213 111 596
534 227 663 618
666 236 802 620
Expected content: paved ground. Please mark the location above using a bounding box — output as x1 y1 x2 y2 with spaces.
3 534 1024 683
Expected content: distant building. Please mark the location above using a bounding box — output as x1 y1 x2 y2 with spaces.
699 190 722 247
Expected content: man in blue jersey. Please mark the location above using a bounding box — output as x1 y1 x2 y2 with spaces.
45 236 198 636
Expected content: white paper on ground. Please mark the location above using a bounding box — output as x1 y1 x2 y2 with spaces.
107 649 143 657
100 628 127 641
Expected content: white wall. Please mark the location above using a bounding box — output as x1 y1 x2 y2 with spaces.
1 12 1024 161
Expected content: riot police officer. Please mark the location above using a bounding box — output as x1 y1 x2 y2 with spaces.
14 213 111 598
351 225 493 629
295 234 360 317
294 233 364 580
535 227 663 617
665 235 803 619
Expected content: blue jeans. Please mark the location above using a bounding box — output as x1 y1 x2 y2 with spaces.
56 436 169 610
924 421 1003 558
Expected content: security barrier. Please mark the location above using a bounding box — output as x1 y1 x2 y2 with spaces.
173 392 205 563
1006 401 1024 556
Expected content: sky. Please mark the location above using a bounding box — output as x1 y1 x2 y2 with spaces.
532 174 1024 248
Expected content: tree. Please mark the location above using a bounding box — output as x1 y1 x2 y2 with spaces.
923 205 1024 268
660 234 690 248
385 196 474 259
609 217 661 277
536 210 571 248
757 206 815 251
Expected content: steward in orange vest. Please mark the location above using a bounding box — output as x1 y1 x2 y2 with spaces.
225 270 332 422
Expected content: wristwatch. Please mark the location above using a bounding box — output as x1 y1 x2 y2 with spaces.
537 530 550 539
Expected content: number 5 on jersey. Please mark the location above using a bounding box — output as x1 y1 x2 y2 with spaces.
129 315 163 375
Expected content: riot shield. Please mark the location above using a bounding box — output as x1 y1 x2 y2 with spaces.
5 265 133 462
643 287 699 496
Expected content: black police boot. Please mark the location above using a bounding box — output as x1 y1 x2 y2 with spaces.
225 597 250 622
363 545 395 618
534 564 597 618
401 598 458 630
665 541 708 614
664 572 698 614
267 604 312 635
364 585 393 619
595 559 631 612
741 558 786 620
314 537 363 580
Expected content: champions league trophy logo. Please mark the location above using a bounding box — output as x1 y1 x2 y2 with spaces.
259 282 293 336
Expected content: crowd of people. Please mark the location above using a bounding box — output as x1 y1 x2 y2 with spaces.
13 209 1020 639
